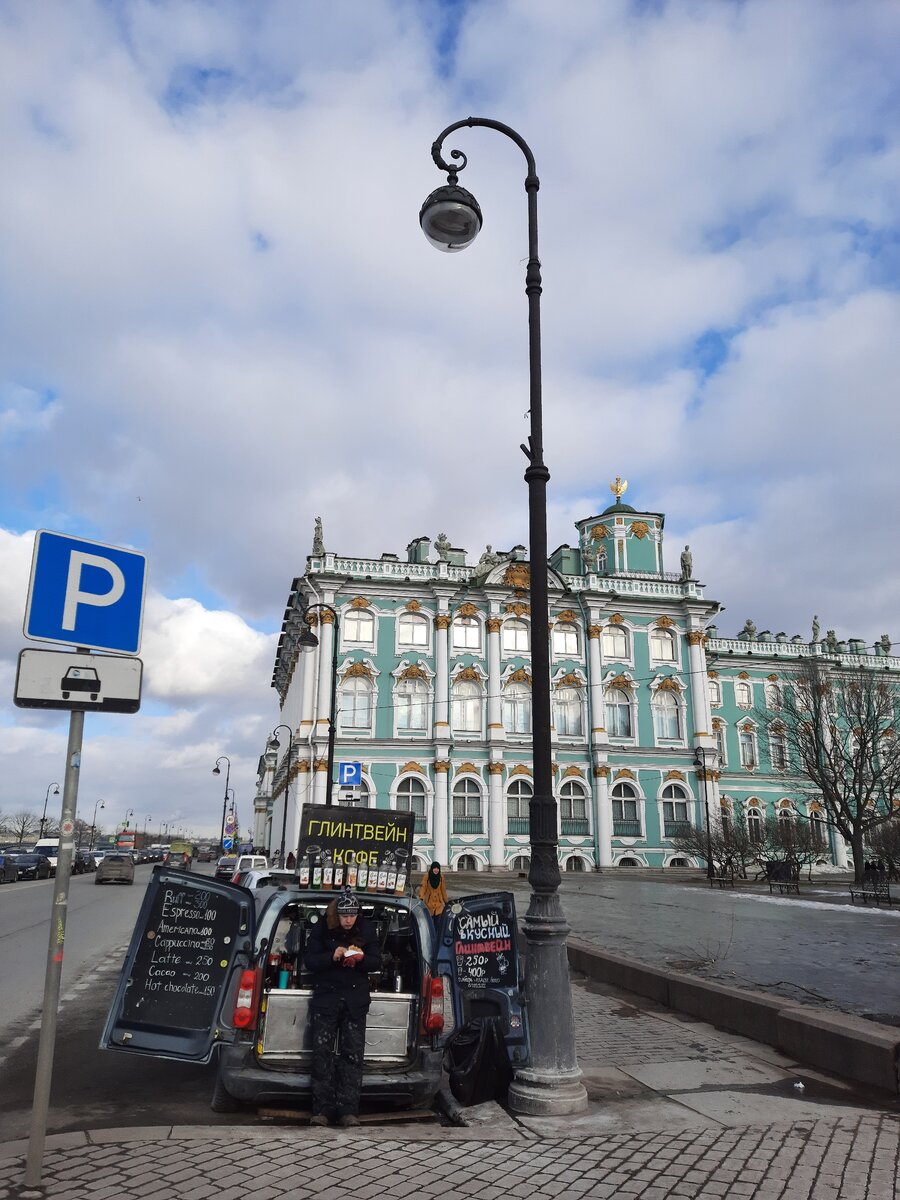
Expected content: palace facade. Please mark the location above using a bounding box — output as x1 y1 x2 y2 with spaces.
253 485 895 871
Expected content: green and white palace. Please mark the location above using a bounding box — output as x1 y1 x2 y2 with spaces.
253 483 897 872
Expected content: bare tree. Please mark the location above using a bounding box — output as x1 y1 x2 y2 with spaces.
6 809 40 845
756 659 900 882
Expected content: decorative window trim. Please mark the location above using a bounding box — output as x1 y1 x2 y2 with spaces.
340 602 377 649
390 772 431 833
603 671 637 743
451 610 485 654
600 617 635 667
501 616 532 658
395 609 432 655
649 674 687 745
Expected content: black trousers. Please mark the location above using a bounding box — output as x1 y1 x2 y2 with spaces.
310 1000 367 1117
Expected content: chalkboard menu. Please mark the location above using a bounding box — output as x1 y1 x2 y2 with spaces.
120 875 246 1031
451 903 518 990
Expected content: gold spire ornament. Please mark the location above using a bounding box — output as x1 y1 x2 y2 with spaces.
610 476 628 501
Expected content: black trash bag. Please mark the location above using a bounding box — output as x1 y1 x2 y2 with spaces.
446 1016 513 1106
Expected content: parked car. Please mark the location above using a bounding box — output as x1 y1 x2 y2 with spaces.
73 849 96 874
231 855 267 881
95 853 135 885
32 838 60 876
214 856 238 881
9 852 51 881
101 872 527 1115
91 850 108 868
0 852 18 883
196 846 215 863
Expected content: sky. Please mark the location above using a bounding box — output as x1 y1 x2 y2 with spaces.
1 0 898 840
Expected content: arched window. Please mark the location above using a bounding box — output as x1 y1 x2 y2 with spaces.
338 676 373 731
605 688 633 738
611 782 640 836
708 679 722 706
565 856 586 872
739 726 757 769
457 854 478 871
452 778 483 834
747 805 763 843
507 778 532 834
396 776 426 831
652 690 682 740
554 684 583 737
502 619 530 653
650 627 676 662
510 855 530 871
503 681 532 734
396 677 428 732
602 625 629 661
344 608 374 645
560 780 589 834
661 784 690 837
552 622 578 656
398 612 428 648
735 681 753 708
452 615 481 651
451 679 482 734
764 681 782 710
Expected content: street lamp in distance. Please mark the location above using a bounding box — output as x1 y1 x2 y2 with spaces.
270 725 294 865
88 800 105 852
39 783 60 838
296 603 339 808
213 756 231 855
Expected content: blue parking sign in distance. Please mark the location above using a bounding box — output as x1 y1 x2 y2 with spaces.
338 762 362 787
24 531 147 655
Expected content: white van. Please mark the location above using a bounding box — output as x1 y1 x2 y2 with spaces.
33 838 60 876
234 855 267 876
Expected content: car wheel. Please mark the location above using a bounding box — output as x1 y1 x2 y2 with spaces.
210 1069 240 1113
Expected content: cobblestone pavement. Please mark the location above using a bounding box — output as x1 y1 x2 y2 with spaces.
3 969 899 1199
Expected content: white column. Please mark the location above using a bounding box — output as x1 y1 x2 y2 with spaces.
434 612 450 741
831 825 849 869
299 614 318 737
686 631 713 738
312 612 335 806
488 762 505 867
433 762 450 866
587 624 607 748
593 764 613 867
487 617 502 738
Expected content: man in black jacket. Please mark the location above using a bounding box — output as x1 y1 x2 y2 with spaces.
304 887 382 1127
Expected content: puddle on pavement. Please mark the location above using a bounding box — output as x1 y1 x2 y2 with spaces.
738 1074 900 1115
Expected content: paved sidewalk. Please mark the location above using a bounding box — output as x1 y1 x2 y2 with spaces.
1 972 898 1199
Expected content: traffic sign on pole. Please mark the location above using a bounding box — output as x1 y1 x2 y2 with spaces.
338 762 362 787
24 531 147 654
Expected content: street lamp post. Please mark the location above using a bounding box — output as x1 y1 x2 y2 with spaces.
693 747 716 880
270 725 294 865
39 783 60 839
420 118 587 1115
296 604 339 809
212 757 231 855
88 800 105 852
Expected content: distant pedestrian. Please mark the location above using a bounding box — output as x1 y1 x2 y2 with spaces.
418 861 449 924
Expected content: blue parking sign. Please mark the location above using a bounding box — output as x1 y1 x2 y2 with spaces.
338 762 362 787
24 531 147 654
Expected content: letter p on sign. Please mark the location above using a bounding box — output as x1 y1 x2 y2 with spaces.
25 532 147 654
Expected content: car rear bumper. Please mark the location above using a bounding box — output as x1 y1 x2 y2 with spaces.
218 1040 441 1109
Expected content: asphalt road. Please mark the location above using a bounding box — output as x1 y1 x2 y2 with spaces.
0 862 157 1039
1 866 898 1142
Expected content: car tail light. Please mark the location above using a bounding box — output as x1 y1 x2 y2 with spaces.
231 872 240 883
232 968 261 1030
423 974 445 1034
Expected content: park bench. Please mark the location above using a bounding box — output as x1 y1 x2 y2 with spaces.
709 863 736 888
765 860 800 895
849 874 895 906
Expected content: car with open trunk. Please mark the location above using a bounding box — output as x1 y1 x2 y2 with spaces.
100 868 527 1114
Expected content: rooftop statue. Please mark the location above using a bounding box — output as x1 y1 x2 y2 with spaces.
880 633 892 654
741 618 757 639
477 544 503 568
811 614 820 643
434 532 451 561
312 516 325 556
680 545 693 581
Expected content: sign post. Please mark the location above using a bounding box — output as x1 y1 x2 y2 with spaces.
21 531 146 1188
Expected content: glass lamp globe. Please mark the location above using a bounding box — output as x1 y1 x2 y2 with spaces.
419 183 483 252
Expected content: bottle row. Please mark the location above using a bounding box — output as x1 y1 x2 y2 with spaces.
296 846 409 897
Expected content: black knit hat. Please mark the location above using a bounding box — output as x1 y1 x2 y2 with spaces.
336 886 360 915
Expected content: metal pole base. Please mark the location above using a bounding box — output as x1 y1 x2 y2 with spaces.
508 890 588 1116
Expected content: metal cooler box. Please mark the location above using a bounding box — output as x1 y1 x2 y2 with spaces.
258 990 415 1064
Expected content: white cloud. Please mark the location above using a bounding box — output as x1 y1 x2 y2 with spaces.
1 0 899 832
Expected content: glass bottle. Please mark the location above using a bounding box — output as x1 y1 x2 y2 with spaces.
322 851 334 890
333 858 345 889
357 859 369 891
346 852 358 889
311 855 322 889
385 851 397 894
298 855 311 888
376 852 389 894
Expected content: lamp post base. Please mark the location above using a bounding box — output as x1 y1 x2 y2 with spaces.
507 889 588 1116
